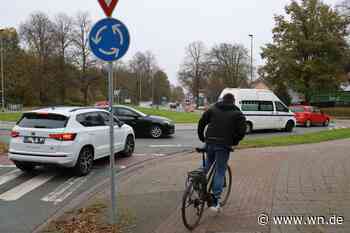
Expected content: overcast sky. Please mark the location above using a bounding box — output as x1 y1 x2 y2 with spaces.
0 0 340 84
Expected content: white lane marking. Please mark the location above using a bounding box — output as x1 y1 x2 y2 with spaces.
134 153 166 157
149 144 184 148
119 165 127 169
0 174 54 201
134 154 147 157
0 169 22 186
41 174 91 205
0 165 16 168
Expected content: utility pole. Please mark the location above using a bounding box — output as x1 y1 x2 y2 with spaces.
249 34 254 84
0 29 5 112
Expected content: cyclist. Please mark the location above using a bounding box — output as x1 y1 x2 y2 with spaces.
197 93 246 212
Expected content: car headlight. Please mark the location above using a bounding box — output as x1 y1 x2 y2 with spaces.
164 121 172 125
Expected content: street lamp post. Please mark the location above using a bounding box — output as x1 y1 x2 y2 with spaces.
0 29 4 112
249 34 254 84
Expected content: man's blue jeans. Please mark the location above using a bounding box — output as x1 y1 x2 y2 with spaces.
204 144 231 200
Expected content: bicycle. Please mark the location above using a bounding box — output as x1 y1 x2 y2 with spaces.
181 146 233 230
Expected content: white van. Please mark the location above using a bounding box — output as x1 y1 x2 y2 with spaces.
219 88 296 133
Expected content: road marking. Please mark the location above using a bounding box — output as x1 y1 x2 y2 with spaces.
0 174 54 201
0 165 16 168
119 165 127 169
0 169 22 186
41 174 91 205
134 153 166 157
134 154 147 157
149 144 185 148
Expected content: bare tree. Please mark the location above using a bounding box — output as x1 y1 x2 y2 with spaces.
178 41 207 108
72 12 95 105
20 12 55 104
53 13 73 104
208 43 250 88
129 51 158 103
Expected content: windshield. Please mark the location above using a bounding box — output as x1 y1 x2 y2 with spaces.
18 113 68 129
290 106 305 113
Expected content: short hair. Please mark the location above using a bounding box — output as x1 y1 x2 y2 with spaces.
223 93 235 103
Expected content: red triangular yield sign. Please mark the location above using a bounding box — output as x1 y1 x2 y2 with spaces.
98 0 119 17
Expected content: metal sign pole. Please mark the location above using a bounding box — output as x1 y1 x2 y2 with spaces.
89 6 130 227
108 61 117 226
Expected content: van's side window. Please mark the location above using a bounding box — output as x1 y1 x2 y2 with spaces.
241 101 259 111
275 102 289 112
259 101 274 111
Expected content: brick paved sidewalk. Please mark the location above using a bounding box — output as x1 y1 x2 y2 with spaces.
0 153 13 165
50 139 350 233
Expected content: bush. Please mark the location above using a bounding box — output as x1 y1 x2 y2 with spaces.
321 107 350 117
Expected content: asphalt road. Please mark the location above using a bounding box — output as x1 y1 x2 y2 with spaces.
0 120 349 232
133 121 349 155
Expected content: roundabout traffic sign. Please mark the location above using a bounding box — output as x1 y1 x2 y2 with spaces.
89 18 130 62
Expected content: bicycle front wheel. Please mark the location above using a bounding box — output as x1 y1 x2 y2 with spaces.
181 182 205 230
220 165 232 207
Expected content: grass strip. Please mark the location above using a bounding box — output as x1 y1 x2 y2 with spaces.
0 108 201 124
0 112 22 122
238 128 350 149
134 107 200 123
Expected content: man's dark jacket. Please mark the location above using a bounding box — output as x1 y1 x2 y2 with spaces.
198 102 246 146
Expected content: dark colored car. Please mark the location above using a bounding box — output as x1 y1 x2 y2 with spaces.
107 105 175 138
289 105 331 127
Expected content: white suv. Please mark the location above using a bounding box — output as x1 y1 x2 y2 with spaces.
8 107 135 176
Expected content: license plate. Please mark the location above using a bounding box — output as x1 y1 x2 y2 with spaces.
23 137 45 144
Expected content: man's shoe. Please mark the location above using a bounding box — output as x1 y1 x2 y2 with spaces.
209 198 221 213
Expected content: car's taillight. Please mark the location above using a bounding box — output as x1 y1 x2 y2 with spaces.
49 133 77 141
11 131 20 138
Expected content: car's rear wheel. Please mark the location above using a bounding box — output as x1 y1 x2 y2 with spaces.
323 119 330 127
305 120 311 128
74 146 94 176
14 161 36 172
120 135 135 157
150 125 163 138
285 121 295 132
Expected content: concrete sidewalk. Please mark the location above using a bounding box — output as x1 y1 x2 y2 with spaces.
66 139 350 233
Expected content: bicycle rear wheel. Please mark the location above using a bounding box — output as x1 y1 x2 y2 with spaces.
181 182 205 230
220 165 232 206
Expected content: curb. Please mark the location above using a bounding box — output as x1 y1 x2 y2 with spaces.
32 150 194 233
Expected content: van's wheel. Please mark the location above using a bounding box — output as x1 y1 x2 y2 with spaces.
14 161 36 173
285 121 295 132
305 120 311 128
120 135 135 157
245 122 253 134
150 125 163 138
74 146 94 176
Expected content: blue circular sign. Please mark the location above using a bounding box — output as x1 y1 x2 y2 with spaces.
89 18 130 62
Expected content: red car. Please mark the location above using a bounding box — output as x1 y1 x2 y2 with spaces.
289 105 331 127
